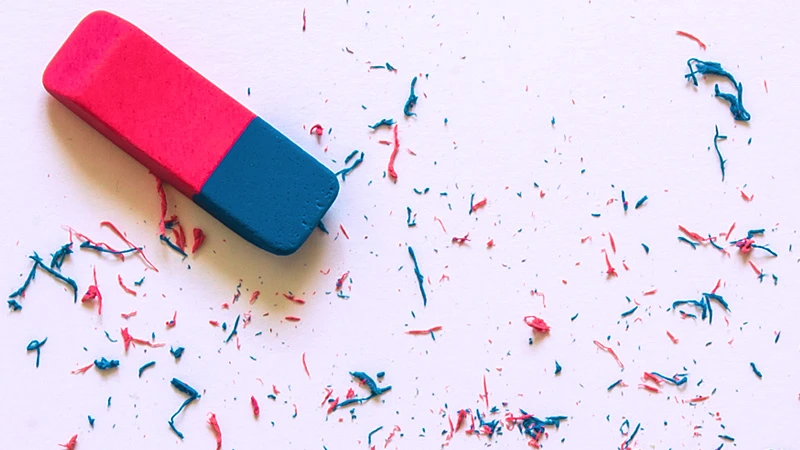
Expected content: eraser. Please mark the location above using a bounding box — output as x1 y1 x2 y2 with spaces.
43 11 339 255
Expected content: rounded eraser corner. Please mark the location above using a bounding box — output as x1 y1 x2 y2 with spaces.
43 11 129 99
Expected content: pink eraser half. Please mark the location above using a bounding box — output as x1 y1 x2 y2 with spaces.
43 10 254 197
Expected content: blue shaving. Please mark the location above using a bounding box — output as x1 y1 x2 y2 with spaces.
750 362 762 378
80 241 141 255
554 360 562 375
706 295 714 324
703 292 730 311
473 410 496 437
104 331 118 343
94 357 119 370
170 346 185 359
138 361 156 378
709 235 725 250
685 59 735 87
641 243 650 254
171 378 199 398
368 118 396 129
468 193 475 215
33 253 79 302
163 217 179 230
404 76 418 117
26 337 47 368
712 125 727 181
10 259 38 299
226 314 241 343
88 415 95 427
685 58 750 121
10 252 78 302
169 378 201 439
512 409 568 441
634 196 648 209
570 313 579 321
714 83 750 121
672 299 707 319
344 149 360 163
678 236 698 249
545 416 567 427
624 423 641 448
750 244 778 257
317 221 329 234
408 246 427 306
406 207 416 227
607 379 623 390
620 419 630 435
335 152 365 181
134 277 145 286
335 395 382 409
352 371 391 397
621 190 628 212
159 235 187 258
551 116 556 125
775 331 781 343
7 299 22 311
746 228 765 238
651 372 688 386
334 371 392 411
368 426 383 445
621 306 638 317
49 243 73 270
773 274 778 286
168 404 191 438
719 434 735 441
386 62 396 71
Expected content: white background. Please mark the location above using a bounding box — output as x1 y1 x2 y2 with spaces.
1 1 798 448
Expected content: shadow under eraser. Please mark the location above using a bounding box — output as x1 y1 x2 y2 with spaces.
42 10 339 255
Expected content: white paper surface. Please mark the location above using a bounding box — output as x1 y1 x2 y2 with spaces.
1 1 798 448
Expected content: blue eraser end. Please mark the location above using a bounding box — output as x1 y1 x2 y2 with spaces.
195 117 339 255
